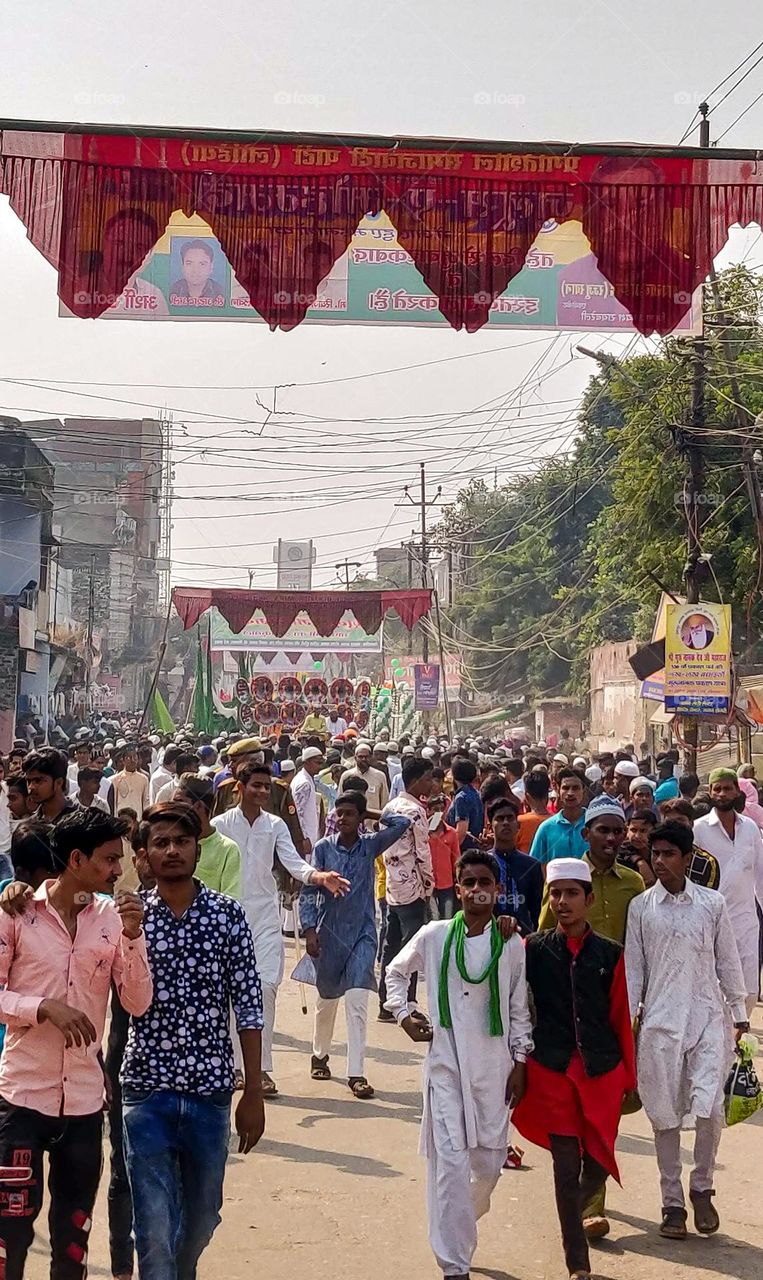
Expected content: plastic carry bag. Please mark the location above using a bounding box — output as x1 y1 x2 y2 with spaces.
724 1037 763 1127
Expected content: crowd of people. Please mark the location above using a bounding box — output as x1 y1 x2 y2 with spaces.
0 716 760 1280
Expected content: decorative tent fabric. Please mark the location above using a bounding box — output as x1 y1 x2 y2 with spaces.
171 586 432 637
3 126 763 335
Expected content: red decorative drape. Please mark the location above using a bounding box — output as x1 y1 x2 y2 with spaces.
171 586 432 636
3 129 763 335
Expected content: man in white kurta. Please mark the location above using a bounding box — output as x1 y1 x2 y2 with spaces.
693 768 763 1014
213 762 348 1094
385 853 532 1279
625 820 748 1235
290 747 324 854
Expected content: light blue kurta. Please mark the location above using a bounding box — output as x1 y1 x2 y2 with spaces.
299 815 410 999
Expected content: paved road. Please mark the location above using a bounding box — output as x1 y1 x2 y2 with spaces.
25 950 763 1280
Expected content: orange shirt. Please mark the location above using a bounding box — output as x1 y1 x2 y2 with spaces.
516 811 550 854
428 822 461 890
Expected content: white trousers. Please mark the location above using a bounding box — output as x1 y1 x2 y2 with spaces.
653 1109 724 1209
231 979 278 1074
427 1141 505 1275
312 989 369 1078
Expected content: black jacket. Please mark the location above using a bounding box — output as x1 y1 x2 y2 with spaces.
525 927 623 1077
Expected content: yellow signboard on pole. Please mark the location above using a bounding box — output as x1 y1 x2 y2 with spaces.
664 603 732 715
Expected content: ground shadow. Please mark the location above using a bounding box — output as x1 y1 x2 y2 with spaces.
254 1136 401 1178
608 1208 763 1279
263 1089 422 1129
275 1029 424 1069
473 1267 523 1280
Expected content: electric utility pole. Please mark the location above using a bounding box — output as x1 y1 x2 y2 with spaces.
335 559 361 589
399 463 442 662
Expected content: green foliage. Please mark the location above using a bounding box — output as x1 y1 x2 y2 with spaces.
437 267 763 704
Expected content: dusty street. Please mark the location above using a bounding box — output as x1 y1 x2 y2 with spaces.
25 952 763 1280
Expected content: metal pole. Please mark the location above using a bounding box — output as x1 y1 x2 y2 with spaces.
137 596 174 734
419 463 429 664
433 588 452 741
84 553 96 717
682 316 706 772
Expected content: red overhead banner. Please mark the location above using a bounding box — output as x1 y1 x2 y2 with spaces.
2 126 762 335
171 586 432 637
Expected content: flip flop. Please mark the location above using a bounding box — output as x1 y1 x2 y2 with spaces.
310 1055 332 1080
261 1072 279 1097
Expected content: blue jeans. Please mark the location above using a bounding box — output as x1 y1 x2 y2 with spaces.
123 1089 231 1280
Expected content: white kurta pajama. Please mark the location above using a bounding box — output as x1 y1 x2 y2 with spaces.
693 808 763 1011
212 806 314 1072
625 879 747 1209
385 921 533 1277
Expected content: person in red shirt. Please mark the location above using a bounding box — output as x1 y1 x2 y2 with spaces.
513 858 635 1280
427 794 461 920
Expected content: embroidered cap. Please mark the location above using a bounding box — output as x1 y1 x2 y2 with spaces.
547 858 592 885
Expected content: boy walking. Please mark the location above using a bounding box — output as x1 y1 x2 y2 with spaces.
513 858 635 1280
385 851 532 1279
625 820 748 1239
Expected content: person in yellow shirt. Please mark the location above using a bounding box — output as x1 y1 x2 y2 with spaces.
302 710 328 739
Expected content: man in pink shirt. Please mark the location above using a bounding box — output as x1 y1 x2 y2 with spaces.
0 808 152 1280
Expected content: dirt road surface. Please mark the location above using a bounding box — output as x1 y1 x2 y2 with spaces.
24 953 763 1280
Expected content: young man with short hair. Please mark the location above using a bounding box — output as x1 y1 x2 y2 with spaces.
516 770 551 854
377 758 435 1021
0 809 152 1280
513 858 635 1280
529 768 588 866
213 762 349 1095
659 798 720 888
22 748 79 824
385 850 532 1280
486 797 544 935
626 820 748 1240
174 773 241 897
108 747 150 817
449 758 484 845
76 766 110 813
301 792 411 1098
121 803 264 1280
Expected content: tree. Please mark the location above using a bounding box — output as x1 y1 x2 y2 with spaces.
437 266 763 704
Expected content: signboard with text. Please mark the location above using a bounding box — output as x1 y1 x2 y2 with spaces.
414 663 441 710
664 603 732 715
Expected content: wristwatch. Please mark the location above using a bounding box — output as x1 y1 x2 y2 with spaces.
734 1021 750 1031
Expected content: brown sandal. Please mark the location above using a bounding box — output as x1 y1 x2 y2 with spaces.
261 1072 279 1096
348 1076 375 1099
310 1055 332 1080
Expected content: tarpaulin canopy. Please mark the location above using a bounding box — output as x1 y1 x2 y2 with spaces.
171 586 432 637
3 120 763 335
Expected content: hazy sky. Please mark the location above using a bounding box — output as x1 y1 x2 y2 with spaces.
1 1 762 590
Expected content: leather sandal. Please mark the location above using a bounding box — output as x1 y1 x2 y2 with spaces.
348 1076 375 1099
310 1055 331 1080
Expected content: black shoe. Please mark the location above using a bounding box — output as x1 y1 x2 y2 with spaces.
659 1207 688 1239
377 1008 395 1023
690 1189 720 1235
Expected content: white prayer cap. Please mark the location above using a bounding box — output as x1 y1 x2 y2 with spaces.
629 775 656 795
301 746 324 762
613 759 639 778
547 858 592 886
421 747 436 760
426 737 438 747
553 753 569 764
585 764 603 783
402 746 415 756
355 741 372 754
387 741 399 752
573 756 587 768
279 759 296 773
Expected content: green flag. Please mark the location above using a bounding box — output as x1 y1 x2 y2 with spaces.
150 688 175 734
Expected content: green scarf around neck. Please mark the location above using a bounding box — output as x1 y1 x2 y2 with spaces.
438 911 505 1037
